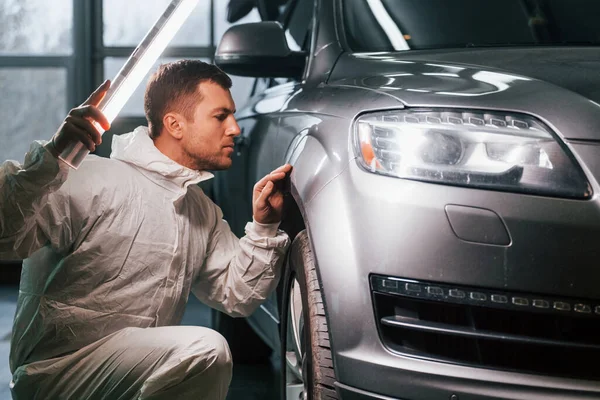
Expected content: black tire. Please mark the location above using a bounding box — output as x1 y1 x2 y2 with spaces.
211 309 272 364
280 230 338 399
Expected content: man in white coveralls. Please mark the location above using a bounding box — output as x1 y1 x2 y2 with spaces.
0 60 292 399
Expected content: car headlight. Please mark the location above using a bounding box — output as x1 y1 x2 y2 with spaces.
354 109 592 199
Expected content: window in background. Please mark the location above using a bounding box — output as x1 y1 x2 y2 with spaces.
0 0 73 54
0 69 66 163
103 57 210 117
101 0 262 118
103 0 211 47
0 0 71 164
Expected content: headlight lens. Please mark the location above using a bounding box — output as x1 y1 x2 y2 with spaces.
355 109 591 199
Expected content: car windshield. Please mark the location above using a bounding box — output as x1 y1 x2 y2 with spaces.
343 0 600 52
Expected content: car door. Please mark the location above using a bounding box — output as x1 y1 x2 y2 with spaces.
211 0 315 348
248 0 316 338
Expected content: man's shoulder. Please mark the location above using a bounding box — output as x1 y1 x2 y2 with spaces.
187 185 222 218
51 156 138 213
68 155 138 189
187 184 213 204
80 154 124 171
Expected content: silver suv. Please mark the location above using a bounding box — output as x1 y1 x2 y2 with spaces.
212 0 600 399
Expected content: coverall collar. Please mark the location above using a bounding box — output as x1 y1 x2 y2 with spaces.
110 126 213 199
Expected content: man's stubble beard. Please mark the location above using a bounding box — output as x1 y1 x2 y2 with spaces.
185 148 232 171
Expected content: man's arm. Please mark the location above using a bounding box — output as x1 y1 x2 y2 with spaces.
0 141 70 259
0 81 110 259
192 165 293 317
192 212 289 317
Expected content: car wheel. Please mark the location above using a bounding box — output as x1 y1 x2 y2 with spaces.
211 310 272 364
281 230 338 399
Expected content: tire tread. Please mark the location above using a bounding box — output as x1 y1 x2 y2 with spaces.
298 231 339 400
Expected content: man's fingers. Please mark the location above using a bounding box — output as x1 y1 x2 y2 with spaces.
253 166 290 223
82 106 110 131
51 82 110 154
72 105 110 132
67 116 102 145
271 164 292 174
254 171 285 193
254 164 292 192
269 171 287 182
64 123 97 152
256 181 275 209
83 80 110 107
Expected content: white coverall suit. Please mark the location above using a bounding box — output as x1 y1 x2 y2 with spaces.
0 126 290 399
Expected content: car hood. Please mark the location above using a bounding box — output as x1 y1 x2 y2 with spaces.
329 47 600 141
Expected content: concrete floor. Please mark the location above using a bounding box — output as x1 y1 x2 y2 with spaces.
0 285 279 400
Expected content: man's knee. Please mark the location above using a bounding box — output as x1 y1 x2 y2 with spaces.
168 326 232 379
200 328 232 379
138 327 233 399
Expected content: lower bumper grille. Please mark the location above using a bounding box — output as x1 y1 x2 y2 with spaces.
371 275 600 380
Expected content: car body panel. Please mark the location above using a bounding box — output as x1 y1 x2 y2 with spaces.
305 159 600 398
570 142 600 181
330 51 600 141
214 0 600 398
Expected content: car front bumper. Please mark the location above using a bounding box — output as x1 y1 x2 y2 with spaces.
303 150 600 399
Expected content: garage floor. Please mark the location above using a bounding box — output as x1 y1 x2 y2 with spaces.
0 285 279 400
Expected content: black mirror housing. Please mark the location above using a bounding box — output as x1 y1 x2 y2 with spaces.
215 22 306 79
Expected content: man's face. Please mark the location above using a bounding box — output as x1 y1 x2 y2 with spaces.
180 81 241 171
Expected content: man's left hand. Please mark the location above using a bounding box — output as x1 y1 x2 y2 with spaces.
253 164 293 225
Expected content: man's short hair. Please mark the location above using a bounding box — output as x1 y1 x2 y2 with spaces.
144 60 232 139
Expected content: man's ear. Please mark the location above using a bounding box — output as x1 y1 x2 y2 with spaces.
163 112 185 139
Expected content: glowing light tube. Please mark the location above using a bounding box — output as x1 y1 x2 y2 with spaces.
59 0 200 169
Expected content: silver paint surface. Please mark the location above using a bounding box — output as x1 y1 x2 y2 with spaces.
214 0 600 398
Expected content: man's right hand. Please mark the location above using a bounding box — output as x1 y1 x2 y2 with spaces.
51 80 112 154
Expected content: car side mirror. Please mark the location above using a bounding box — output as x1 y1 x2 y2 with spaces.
215 22 306 79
